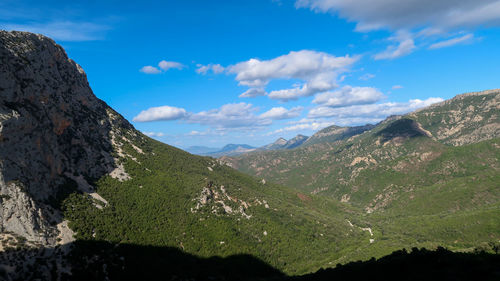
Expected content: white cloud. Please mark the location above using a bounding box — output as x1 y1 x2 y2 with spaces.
239 88 267 98
159 60 185 71
133 106 188 122
140 60 184 74
187 130 208 136
268 120 334 135
133 102 304 130
359 73 375 81
296 0 500 59
259 106 303 120
313 86 385 107
1 21 109 41
228 50 358 101
188 103 271 129
428 34 474 49
140 66 161 74
196 63 225 74
374 32 416 60
392 85 403 90
295 0 500 32
143 132 165 137
187 129 226 137
309 97 444 119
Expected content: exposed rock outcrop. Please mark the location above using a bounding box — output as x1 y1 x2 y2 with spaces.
0 31 137 246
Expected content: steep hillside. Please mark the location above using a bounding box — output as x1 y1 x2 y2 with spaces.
1 31 498 280
260 135 309 151
304 124 375 146
0 30 135 246
0 31 372 278
224 90 500 257
408 90 499 145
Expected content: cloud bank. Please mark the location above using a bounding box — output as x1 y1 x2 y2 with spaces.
228 50 358 101
133 103 303 130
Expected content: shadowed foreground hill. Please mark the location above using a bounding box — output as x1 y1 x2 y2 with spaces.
0 30 368 276
0 241 499 281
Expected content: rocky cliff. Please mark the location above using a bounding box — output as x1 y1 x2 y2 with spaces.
0 31 138 246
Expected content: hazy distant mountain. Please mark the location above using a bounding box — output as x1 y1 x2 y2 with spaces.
185 145 220 155
201 143 256 157
259 135 309 151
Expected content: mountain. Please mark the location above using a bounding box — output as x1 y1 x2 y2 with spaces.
284 134 309 149
304 124 375 146
261 137 289 150
0 31 372 279
185 146 220 155
194 135 310 159
259 135 310 151
201 143 256 157
0 30 135 246
223 89 500 258
1 31 499 280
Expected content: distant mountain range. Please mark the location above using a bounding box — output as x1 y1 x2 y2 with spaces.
187 134 311 157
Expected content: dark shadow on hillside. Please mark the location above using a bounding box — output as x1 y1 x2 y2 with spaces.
376 118 429 143
295 247 500 281
1 241 500 281
0 240 285 281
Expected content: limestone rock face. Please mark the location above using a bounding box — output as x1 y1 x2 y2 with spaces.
0 31 133 245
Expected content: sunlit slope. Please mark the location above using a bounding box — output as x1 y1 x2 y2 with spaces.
63 135 372 274
223 90 500 257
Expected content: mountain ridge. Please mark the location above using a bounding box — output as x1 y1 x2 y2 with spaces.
1 30 499 280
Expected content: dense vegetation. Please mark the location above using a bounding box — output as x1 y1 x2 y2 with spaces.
225 92 500 263
56 91 499 276
62 136 374 274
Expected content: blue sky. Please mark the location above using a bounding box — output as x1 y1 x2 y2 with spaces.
2 0 500 148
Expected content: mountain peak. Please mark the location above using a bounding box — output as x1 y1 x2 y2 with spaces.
274 138 288 145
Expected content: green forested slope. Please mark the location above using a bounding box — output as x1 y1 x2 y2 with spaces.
62 135 374 274
223 91 500 260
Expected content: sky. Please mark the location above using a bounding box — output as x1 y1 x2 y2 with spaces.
1 0 500 149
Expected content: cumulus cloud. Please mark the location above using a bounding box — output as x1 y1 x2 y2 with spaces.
428 33 474 49
134 103 302 130
392 85 403 90
267 120 334 135
133 106 188 122
159 60 185 71
187 103 268 129
143 132 165 137
196 63 225 74
228 50 358 101
295 0 500 32
296 0 500 59
140 66 162 74
374 32 416 60
359 73 375 81
308 97 444 120
239 88 267 98
140 60 185 74
259 106 303 120
312 86 385 107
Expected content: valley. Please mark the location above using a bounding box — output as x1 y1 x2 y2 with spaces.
0 30 498 281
